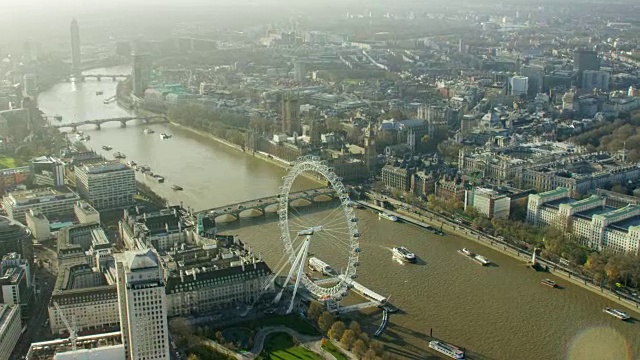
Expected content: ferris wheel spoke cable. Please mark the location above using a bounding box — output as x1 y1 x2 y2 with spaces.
288 217 311 233
317 231 353 250
323 228 354 237
317 213 352 231
315 203 348 229
289 205 317 229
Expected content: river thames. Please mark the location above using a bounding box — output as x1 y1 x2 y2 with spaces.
37 67 640 360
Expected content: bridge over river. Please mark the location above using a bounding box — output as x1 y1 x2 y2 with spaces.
51 116 168 131
195 187 337 223
68 74 129 82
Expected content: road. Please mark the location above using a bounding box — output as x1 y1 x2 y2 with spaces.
11 265 56 360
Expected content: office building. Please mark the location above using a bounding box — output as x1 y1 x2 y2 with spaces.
50 223 119 334
519 65 544 94
0 305 21 360
28 332 124 360
31 156 65 187
582 70 610 91
2 187 80 224
54 344 126 360
119 206 187 251
435 178 466 202
0 253 34 318
48 262 119 335
574 49 599 73
509 76 529 96
132 54 152 97
458 38 467 54
74 201 100 224
382 165 414 192
70 19 81 75
293 61 306 82
25 209 50 241
22 74 37 97
115 249 170 360
465 187 511 219
0 216 31 263
75 161 135 210
0 167 30 194
164 239 272 317
459 147 640 196
527 188 640 254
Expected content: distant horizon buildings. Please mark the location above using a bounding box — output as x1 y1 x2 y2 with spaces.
70 19 81 76
132 54 152 97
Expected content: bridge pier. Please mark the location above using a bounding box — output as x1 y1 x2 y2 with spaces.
72 126 77 133
96 76 101 81
112 76 117 81
95 123 101 130
120 121 127 128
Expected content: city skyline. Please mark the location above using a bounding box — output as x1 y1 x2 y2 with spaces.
1 1 640 359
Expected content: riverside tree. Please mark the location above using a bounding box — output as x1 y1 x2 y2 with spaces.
328 321 346 340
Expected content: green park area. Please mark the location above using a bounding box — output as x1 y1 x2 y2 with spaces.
230 314 319 336
257 332 322 360
0 156 19 169
321 340 349 360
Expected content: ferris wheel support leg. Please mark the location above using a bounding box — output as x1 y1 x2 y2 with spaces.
274 237 308 304
287 238 310 314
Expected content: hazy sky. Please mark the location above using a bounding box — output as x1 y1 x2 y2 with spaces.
1 0 633 54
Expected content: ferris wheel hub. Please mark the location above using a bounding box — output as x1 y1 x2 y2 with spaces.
297 226 323 236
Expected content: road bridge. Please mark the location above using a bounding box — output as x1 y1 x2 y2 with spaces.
196 187 337 223
52 116 168 131
68 74 129 82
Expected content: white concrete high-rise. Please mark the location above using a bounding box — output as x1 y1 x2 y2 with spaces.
74 161 135 210
116 249 169 360
509 76 529 96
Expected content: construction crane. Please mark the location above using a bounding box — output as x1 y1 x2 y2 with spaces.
53 301 77 355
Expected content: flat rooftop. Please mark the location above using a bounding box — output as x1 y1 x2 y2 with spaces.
544 197 576 209
610 216 640 232
575 206 616 220
78 161 131 174
597 205 640 220
7 187 79 205
563 196 603 209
